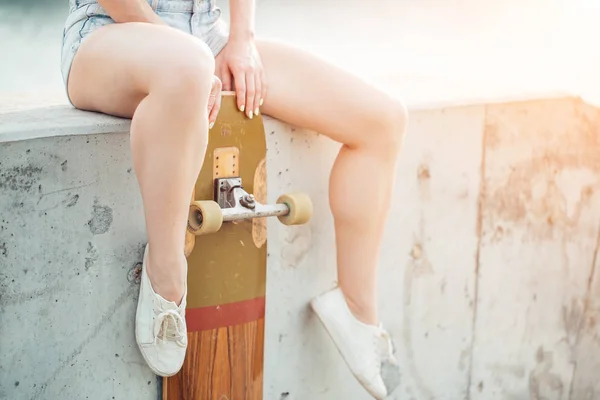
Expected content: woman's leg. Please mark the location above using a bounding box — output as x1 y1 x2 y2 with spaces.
256 38 405 399
69 22 216 303
67 22 217 376
256 39 407 326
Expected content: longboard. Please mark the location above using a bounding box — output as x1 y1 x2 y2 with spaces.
163 92 312 400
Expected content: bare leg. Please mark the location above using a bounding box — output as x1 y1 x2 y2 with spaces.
256 39 407 325
68 22 217 303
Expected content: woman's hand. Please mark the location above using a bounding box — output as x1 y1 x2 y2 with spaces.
215 38 266 119
208 75 223 129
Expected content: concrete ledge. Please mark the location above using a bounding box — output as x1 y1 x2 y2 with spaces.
0 105 130 143
2 95 600 400
0 89 585 144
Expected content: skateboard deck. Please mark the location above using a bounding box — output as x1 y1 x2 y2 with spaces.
163 92 312 400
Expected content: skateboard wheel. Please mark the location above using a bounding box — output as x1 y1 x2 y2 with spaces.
184 187 197 255
188 200 223 235
276 192 313 225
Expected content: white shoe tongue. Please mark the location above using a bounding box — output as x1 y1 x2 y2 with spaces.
153 291 181 311
147 274 186 310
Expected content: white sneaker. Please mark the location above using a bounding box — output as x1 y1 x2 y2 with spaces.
311 287 401 400
135 244 188 377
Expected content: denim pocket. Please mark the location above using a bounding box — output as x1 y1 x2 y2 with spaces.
77 5 113 38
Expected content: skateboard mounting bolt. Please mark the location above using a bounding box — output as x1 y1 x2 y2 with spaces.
240 194 256 209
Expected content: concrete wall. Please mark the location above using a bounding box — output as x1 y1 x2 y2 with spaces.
1 96 600 400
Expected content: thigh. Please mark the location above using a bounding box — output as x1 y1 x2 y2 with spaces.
256 39 404 147
68 22 213 118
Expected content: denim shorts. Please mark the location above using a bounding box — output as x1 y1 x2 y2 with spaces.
61 0 229 102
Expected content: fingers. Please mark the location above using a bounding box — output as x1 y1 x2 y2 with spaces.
229 63 266 119
208 76 222 129
209 93 222 128
252 71 261 117
245 71 256 119
215 54 232 92
233 69 246 114
260 68 267 107
220 69 232 91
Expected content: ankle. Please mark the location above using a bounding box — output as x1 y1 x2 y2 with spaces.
342 291 378 326
146 251 187 304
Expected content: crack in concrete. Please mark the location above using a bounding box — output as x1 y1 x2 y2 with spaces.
36 181 96 204
0 283 64 308
567 219 600 400
466 104 489 400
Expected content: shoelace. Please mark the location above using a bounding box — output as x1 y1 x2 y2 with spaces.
375 329 402 394
153 309 187 347
374 328 397 372
376 327 395 354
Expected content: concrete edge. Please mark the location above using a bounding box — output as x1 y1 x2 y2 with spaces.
0 91 591 144
406 89 584 110
0 105 131 143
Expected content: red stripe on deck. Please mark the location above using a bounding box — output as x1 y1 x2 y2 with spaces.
186 297 266 331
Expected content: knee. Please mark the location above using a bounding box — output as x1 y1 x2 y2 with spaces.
154 41 215 101
374 98 408 157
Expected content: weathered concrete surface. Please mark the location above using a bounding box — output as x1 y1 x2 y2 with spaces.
1 96 600 400
0 133 154 399
469 99 600 400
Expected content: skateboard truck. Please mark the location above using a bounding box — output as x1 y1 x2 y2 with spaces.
215 177 291 221
188 177 312 236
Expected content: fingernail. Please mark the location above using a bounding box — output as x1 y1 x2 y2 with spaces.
249 111 253 119
239 104 245 112
255 108 259 116
209 121 215 129
260 98 264 106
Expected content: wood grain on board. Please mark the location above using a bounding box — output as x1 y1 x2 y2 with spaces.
163 318 265 400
